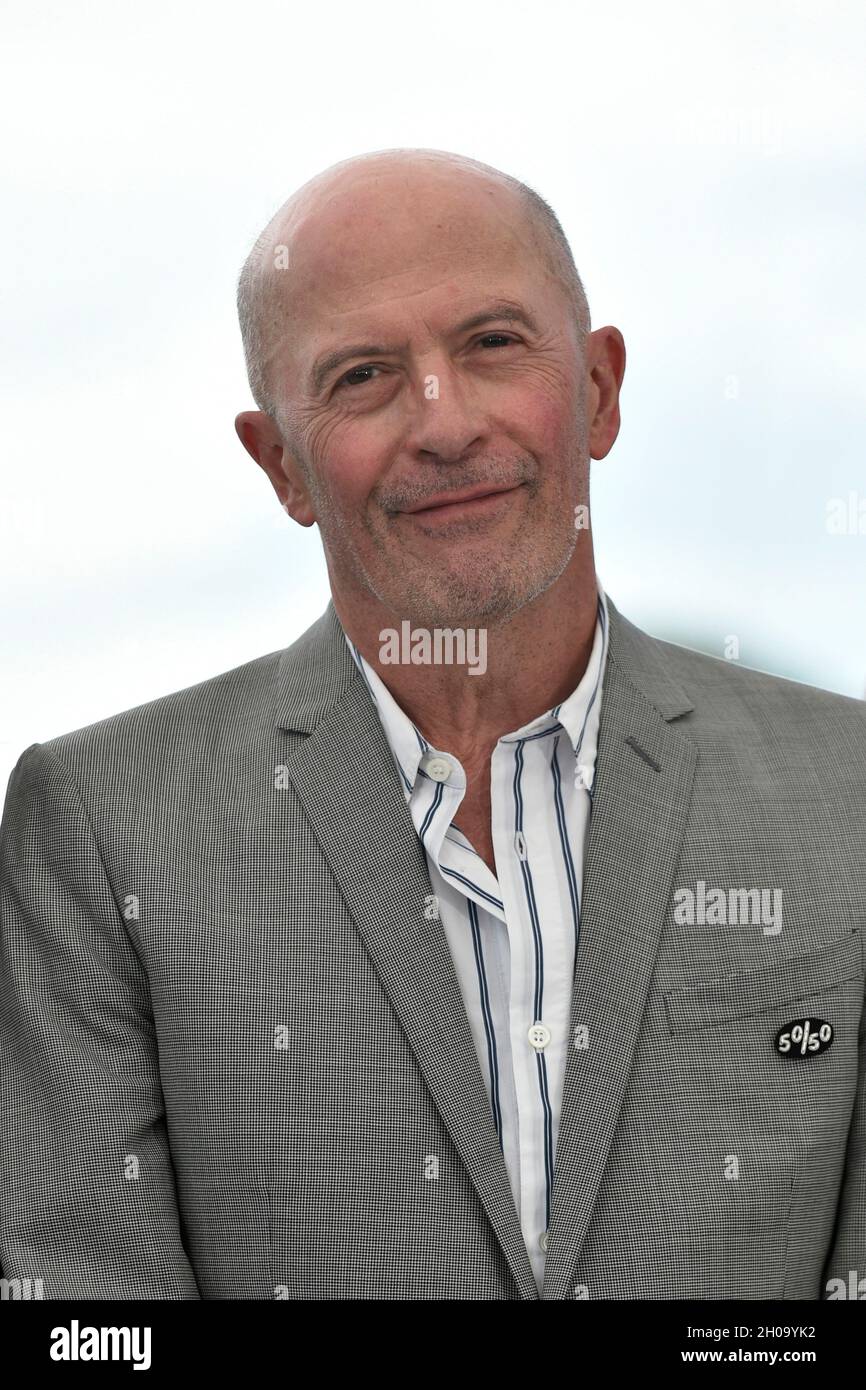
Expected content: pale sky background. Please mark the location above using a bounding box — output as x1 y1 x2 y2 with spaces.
2 0 864 788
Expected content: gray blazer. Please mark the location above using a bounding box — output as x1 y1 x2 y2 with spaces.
1 595 864 1300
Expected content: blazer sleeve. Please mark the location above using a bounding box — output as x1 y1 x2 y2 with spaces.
822 965 866 1296
0 743 200 1298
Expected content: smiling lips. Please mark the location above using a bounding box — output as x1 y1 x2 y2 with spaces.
402 483 522 520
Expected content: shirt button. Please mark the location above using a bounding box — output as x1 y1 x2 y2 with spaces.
528 1022 551 1050
425 756 452 783
539 1231 549 1251
575 763 594 791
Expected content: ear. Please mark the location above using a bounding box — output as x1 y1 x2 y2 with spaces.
586 327 626 460
234 410 317 527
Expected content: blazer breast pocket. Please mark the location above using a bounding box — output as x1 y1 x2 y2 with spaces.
663 928 863 1034
656 926 864 1295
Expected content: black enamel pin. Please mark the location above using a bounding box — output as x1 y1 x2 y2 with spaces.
775 1018 834 1057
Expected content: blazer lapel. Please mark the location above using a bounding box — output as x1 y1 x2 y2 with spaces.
541 599 698 1299
273 603 539 1300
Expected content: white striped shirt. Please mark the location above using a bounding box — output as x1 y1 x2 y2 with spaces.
342 581 609 1292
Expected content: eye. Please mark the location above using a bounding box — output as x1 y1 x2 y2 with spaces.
335 364 382 390
332 335 518 392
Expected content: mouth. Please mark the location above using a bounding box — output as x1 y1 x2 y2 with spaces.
401 484 524 524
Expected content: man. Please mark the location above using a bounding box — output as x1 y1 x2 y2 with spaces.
1 148 864 1301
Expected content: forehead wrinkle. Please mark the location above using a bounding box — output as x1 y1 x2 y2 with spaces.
311 269 494 318
289 232 540 339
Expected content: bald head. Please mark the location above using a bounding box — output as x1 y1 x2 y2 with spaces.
236 148 590 420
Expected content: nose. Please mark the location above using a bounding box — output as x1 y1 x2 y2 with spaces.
404 361 486 463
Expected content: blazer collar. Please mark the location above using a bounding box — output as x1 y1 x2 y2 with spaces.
272 592 695 736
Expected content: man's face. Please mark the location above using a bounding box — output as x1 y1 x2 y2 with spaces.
262 169 598 629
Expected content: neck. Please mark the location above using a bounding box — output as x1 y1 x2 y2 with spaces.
332 546 599 769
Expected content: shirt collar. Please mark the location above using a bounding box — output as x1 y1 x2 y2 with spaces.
341 579 610 797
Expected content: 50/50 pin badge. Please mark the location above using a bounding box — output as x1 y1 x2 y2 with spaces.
775 1018 834 1057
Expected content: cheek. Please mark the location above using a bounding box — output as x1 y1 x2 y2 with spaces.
306 418 384 512
499 387 580 460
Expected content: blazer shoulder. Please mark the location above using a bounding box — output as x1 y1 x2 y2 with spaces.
651 631 866 744
23 647 287 776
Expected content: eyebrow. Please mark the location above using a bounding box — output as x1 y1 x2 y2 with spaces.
308 299 540 394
